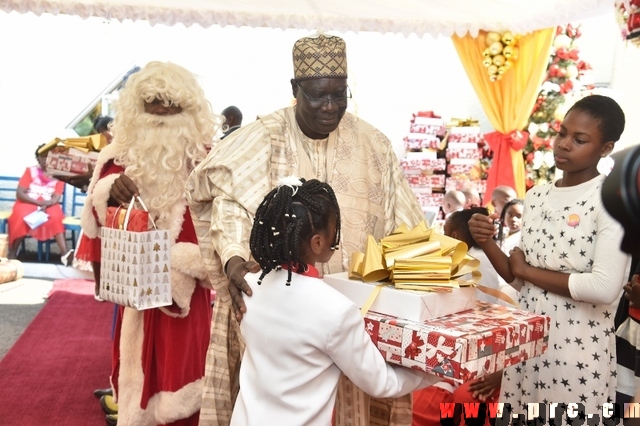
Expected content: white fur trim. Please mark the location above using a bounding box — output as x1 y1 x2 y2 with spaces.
172 242 207 280
145 378 204 424
80 146 120 238
116 308 204 425
115 308 148 425
92 174 121 227
80 197 100 239
167 267 196 318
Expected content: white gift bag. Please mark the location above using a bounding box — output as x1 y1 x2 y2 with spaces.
24 209 49 229
99 197 172 310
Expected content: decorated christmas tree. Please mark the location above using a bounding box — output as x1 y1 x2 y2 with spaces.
522 24 595 190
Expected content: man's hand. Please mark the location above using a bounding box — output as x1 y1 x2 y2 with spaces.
225 256 259 322
110 174 140 206
468 212 499 244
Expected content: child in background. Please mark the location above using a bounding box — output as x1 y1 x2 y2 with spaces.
444 207 516 305
496 198 523 254
230 177 440 425
442 189 466 218
489 185 517 216
468 94 631 413
462 187 482 209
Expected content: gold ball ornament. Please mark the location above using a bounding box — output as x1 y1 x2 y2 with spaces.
488 64 498 75
498 66 507 75
510 47 519 60
501 31 515 46
488 41 503 56
502 45 514 58
486 31 502 45
503 59 513 69
483 48 492 57
483 57 493 67
492 54 506 66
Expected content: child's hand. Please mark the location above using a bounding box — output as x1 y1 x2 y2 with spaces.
508 247 528 279
468 370 502 401
624 274 640 307
468 212 499 244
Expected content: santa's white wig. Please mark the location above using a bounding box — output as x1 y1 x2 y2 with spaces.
109 61 223 226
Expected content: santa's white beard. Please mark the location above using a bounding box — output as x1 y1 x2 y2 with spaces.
120 113 201 227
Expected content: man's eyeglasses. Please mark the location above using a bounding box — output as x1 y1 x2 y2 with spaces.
294 81 352 107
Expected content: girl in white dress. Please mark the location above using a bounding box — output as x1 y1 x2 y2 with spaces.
468 95 631 414
230 177 439 426
496 198 523 255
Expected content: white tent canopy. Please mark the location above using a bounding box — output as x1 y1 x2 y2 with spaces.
1 0 616 37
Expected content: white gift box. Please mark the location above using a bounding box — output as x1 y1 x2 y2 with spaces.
323 272 476 323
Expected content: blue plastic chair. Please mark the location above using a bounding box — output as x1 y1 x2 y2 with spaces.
0 176 20 234
1 175 67 262
62 184 88 249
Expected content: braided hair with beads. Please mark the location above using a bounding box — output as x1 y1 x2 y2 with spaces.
249 177 341 286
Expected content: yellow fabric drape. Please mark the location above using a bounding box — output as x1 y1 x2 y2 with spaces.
452 28 554 198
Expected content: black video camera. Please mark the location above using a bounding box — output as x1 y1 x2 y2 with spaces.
602 145 640 256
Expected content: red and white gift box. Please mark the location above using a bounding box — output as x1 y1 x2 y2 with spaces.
406 175 445 189
46 147 99 177
404 134 441 151
415 192 444 208
363 301 550 383
447 127 483 143
409 116 446 136
445 142 482 160
401 157 447 174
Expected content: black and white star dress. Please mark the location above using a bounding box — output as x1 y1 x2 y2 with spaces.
501 174 630 413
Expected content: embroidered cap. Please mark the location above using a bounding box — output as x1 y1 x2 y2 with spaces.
292 33 348 81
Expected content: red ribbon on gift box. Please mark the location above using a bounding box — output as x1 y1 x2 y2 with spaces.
413 111 441 120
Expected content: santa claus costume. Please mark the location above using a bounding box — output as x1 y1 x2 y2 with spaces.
80 61 221 426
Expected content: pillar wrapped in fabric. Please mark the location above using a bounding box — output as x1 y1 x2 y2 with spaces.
0 259 23 285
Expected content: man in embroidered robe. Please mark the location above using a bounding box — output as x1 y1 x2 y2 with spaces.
81 61 221 426
186 33 425 426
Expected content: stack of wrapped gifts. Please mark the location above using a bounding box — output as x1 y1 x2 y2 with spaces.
399 111 447 213
324 221 550 382
443 118 488 196
41 134 106 177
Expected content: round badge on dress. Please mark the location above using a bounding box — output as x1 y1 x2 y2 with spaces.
567 214 580 227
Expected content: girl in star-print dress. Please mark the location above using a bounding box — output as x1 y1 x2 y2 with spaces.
468 94 631 414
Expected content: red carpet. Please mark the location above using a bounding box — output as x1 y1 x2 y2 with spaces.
0 279 114 426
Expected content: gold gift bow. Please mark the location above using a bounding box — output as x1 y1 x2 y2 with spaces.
446 118 480 128
350 221 473 285
348 221 508 318
440 118 480 149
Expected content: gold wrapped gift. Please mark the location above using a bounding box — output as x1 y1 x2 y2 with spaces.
61 134 106 152
349 221 479 292
446 118 480 128
38 134 106 155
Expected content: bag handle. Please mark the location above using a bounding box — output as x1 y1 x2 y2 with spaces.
123 196 157 230
108 205 125 229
